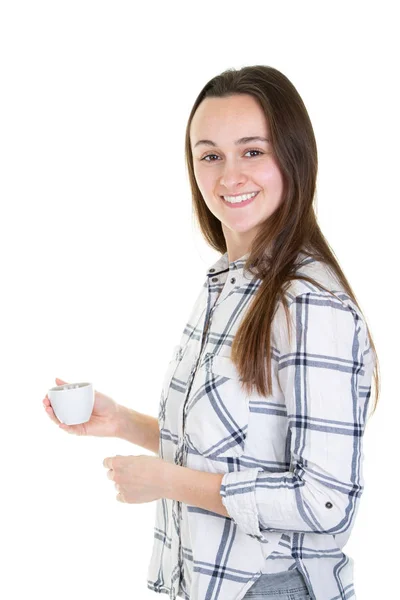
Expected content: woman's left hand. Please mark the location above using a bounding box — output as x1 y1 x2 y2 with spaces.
103 454 165 504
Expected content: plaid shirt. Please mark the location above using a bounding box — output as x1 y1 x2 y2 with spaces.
147 251 375 600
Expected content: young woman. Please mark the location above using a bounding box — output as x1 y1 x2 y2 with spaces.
43 65 379 600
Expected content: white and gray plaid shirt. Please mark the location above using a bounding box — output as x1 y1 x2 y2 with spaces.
146 250 375 600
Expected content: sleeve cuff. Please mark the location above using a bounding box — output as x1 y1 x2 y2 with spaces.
219 467 264 536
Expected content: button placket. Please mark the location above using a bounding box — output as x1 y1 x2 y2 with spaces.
171 263 240 600
178 267 229 465
176 353 202 467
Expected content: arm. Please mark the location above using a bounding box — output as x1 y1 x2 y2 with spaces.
116 405 160 455
162 463 229 517
217 291 374 539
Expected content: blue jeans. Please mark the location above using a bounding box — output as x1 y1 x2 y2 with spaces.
242 568 311 599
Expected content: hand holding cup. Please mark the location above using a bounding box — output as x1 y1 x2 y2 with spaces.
43 377 122 438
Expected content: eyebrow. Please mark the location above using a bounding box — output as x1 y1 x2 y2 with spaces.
193 136 270 149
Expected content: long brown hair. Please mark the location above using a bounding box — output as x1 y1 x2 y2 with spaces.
184 65 380 417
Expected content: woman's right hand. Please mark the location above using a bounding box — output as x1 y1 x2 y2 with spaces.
42 377 123 438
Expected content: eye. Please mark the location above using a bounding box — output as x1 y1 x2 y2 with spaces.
245 150 264 158
200 149 264 162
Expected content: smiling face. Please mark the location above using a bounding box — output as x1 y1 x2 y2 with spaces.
190 93 284 262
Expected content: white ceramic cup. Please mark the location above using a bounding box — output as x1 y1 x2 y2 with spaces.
48 382 94 425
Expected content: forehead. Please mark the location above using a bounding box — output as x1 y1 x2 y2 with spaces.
190 94 268 142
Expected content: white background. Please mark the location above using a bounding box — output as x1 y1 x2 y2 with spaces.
0 1 397 598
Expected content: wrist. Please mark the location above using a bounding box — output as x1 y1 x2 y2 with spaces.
114 403 131 439
161 461 177 499
160 463 229 517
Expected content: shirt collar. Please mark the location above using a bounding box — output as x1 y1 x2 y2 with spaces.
206 251 254 285
205 249 315 294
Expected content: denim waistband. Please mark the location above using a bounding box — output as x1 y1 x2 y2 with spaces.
244 568 308 596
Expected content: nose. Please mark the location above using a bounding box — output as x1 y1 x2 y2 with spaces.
219 160 247 189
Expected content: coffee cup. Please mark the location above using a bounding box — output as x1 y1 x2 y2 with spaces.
48 382 94 425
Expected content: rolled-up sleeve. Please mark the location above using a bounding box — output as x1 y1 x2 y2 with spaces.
219 291 374 539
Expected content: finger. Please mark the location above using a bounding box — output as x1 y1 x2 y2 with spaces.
55 377 68 385
43 400 63 425
44 404 60 425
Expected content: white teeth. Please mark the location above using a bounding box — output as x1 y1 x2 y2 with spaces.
223 191 258 204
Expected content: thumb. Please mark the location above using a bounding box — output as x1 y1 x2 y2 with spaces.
55 377 68 385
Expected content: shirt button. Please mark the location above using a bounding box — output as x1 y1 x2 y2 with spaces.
230 277 236 284
211 277 218 282
325 502 333 509
209 268 215 272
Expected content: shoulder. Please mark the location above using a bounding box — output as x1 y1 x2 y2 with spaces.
272 254 369 350
283 253 344 302
282 253 362 316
